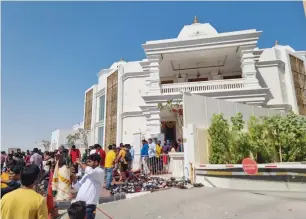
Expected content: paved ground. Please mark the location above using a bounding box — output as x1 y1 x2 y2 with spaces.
60 188 306 219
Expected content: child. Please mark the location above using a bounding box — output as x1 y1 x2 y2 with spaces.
67 201 86 219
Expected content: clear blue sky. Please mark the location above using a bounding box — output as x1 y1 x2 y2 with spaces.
2 2 306 150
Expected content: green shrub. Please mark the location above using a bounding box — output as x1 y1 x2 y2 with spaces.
208 112 306 164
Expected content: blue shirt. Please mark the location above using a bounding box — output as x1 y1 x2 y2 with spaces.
141 144 149 157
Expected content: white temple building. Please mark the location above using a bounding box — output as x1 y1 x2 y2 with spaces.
50 121 84 150
83 17 306 149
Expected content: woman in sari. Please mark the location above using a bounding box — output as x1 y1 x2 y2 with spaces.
52 147 71 201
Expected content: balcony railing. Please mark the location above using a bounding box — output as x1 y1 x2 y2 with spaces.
161 79 245 94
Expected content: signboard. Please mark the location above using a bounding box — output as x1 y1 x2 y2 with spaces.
242 158 258 175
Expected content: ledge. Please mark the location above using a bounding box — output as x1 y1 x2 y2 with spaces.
169 152 184 158
122 111 144 118
256 60 285 68
122 71 149 81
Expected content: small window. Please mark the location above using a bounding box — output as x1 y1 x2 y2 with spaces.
223 75 242 79
188 78 208 82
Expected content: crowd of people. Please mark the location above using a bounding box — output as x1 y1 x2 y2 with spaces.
0 138 183 219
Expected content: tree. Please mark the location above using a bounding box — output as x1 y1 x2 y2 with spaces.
66 128 90 149
208 114 231 164
35 140 51 151
208 112 306 164
158 100 184 141
77 128 90 149
66 133 80 147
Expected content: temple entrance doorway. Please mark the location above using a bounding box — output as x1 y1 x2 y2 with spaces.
161 121 176 142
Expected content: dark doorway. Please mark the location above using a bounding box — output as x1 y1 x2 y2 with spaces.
163 121 176 142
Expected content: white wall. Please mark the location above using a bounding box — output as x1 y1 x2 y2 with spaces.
183 93 287 129
51 129 81 150
122 116 146 145
123 77 147 112
257 48 284 105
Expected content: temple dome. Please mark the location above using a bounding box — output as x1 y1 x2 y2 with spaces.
177 18 218 39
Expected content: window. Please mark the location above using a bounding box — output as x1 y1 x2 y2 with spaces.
99 95 105 121
98 126 104 146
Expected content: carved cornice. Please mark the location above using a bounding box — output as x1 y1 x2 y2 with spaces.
96 88 105 97
122 111 144 118
122 71 149 81
97 69 116 78
143 32 261 55
256 60 285 69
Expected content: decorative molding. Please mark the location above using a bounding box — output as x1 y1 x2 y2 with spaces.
141 87 272 104
143 32 261 53
96 88 105 98
256 60 285 69
97 69 116 78
122 111 144 119
122 71 149 81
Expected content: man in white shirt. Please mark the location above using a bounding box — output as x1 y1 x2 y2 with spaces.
71 154 105 219
148 138 157 174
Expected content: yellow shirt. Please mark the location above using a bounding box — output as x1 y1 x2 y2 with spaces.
156 144 162 158
105 150 116 168
1 172 9 188
1 188 48 219
118 149 127 164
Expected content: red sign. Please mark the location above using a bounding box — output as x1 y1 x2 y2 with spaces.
242 158 258 175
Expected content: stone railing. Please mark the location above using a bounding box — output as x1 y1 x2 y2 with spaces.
161 79 245 94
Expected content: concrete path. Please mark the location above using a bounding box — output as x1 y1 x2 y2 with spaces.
60 188 306 219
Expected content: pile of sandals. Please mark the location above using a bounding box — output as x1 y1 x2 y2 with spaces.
110 175 203 195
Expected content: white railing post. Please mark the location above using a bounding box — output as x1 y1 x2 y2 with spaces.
168 152 184 178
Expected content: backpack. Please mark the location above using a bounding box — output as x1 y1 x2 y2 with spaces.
125 151 132 162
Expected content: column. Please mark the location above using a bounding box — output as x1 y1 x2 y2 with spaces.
146 104 161 137
116 64 124 144
241 47 260 88
147 54 162 95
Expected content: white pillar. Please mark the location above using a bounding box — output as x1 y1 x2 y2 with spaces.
116 64 124 145
241 47 260 88
147 104 161 137
147 54 162 95
183 124 196 181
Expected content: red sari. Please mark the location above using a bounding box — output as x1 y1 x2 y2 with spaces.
47 170 58 219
